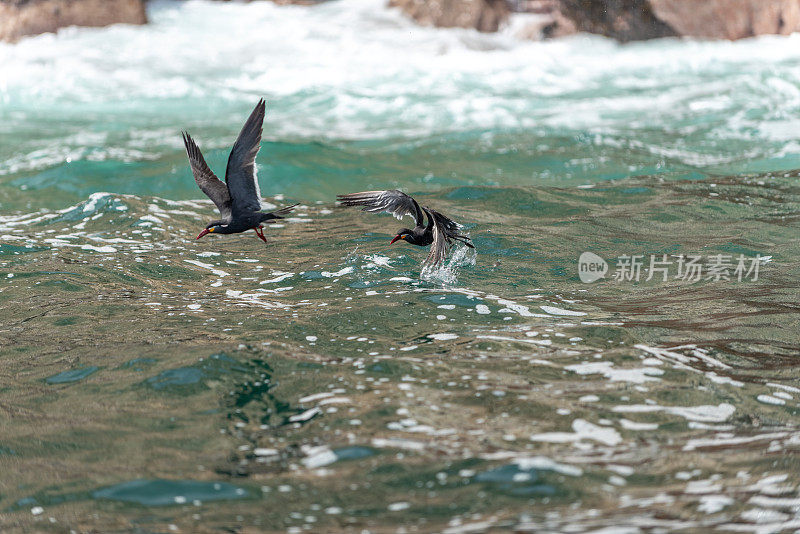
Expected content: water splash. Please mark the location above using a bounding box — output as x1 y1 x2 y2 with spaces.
420 242 477 285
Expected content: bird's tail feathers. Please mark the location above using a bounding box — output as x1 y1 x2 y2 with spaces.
427 208 474 248
262 203 299 222
451 234 475 249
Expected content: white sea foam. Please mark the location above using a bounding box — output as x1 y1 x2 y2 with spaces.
371 437 426 451
697 495 733 514
261 272 294 284
80 244 117 253
301 446 337 469
683 431 792 452
289 407 321 423
428 333 458 341
619 419 658 431
184 259 230 278
477 335 552 347
565 361 663 384
479 452 583 477
613 403 735 423
83 192 111 213
540 305 586 316
756 394 786 406
530 418 622 447
321 267 354 278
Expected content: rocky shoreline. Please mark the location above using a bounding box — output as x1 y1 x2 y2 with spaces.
557 0 800 41
387 0 510 33
0 0 146 42
1 0 799 43
424 0 800 40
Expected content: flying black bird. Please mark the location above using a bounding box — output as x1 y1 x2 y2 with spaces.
336 190 474 267
182 99 296 244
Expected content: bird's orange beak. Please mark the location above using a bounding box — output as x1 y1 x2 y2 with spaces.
390 235 403 244
196 229 210 239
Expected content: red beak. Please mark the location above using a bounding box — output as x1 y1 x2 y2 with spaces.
196 229 210 240
390 235 402 244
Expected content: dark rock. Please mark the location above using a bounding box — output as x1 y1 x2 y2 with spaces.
557 0 800 42
557 0 676 42
212 0 326 4
513 0 578 39
0 0 146 43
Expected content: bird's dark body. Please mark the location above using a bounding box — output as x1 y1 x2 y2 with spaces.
337 190 473 268
402 226 433 247
182 99 296 244
395 209 437 247
204 212 283 235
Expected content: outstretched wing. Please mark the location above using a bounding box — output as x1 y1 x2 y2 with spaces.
423 207 474 268
423 208 449 268
336 190 424 227
225 98 266 214
182 131 232 222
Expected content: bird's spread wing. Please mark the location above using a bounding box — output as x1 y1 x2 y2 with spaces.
336 190 424 227
424 208 449 268
225 98 266 214
182 131 232 222
423 208 474 268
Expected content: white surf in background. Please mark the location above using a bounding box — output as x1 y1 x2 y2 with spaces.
1 0 800 180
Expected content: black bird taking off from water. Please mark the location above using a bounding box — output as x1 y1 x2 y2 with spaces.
337 190 474 267
182 99 296 244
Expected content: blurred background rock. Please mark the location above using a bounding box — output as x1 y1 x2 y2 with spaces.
1 0 799 43
0 0 147 42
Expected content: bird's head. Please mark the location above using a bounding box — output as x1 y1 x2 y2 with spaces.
390 229 413 244
196 224 222 240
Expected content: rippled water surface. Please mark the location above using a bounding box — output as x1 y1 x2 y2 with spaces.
1 1 800 532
